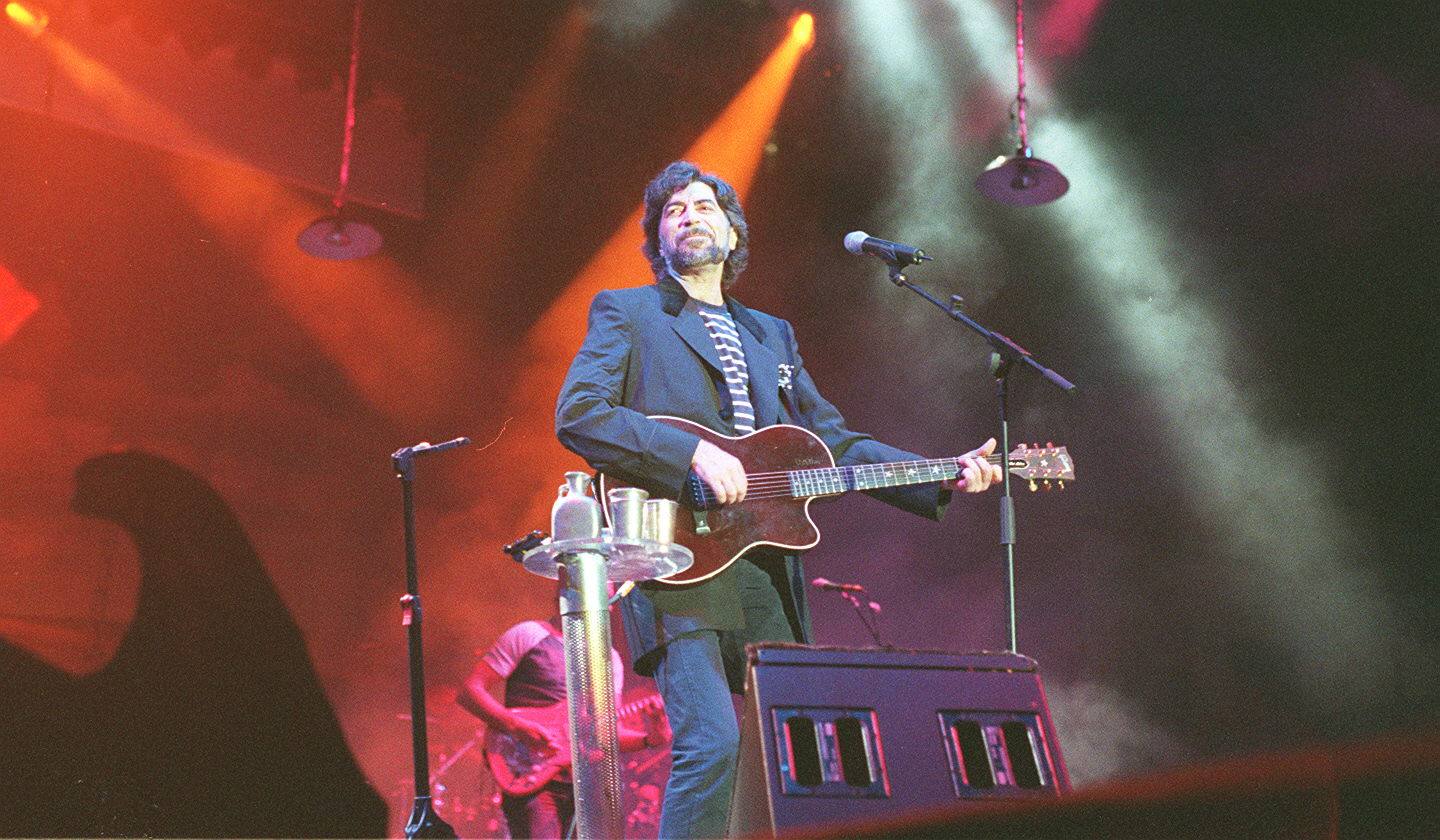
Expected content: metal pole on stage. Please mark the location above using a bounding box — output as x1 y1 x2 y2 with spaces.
557 549 624 840
878 259 1076 654
392 437 470 840
521 472 692 840
993 354 1020 652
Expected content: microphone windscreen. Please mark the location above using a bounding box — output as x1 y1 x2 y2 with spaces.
843 231 870 255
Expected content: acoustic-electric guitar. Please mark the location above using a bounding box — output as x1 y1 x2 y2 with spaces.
599 415 1075 586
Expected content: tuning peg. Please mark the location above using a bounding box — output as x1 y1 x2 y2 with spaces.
1058 480 1065 490
1028 479 1038 492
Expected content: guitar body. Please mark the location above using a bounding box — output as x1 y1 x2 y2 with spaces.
483 703 571 797
599 417 834 586
483 694 666 798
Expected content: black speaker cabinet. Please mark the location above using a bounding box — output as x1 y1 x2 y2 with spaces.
728 644 1068 837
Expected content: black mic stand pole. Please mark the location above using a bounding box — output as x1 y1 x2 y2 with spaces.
839 589 887 647
392 437 470 840
992 352 1020 653
883 262 1075 653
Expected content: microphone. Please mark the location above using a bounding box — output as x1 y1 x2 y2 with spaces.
843 231 932 266
812 576 865 593
409 436 471 455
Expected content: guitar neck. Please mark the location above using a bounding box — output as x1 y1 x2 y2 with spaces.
779 454 1004 499
618 695 661 723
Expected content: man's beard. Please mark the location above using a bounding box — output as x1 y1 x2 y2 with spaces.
665 236 729 272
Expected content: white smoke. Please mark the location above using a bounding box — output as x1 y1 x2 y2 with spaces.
1046 679 1192 786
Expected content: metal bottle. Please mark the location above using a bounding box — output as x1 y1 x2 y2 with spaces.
551 471 603 542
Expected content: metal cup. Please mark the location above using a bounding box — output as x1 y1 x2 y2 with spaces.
606 487 649 542
643 499 680 544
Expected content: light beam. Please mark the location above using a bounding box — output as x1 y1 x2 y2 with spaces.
842 2 991 304
0 262 40 345
484 18 815 535
426 5 591 319
5 1 49 38
947 0 1407 708
32 32 464 425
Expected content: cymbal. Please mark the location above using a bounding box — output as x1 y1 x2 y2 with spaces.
297 216 383 260
976 150 1069 207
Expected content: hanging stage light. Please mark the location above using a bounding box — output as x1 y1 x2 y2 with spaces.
298 0 382 260
975 0 1068 206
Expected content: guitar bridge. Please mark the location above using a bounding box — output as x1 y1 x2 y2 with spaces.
685 472 716 510
693 509 711 535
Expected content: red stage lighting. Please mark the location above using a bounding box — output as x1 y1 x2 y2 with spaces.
0 263 40 345
5 1 49 37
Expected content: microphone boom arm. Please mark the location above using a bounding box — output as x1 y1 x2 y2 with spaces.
890 275 1075 394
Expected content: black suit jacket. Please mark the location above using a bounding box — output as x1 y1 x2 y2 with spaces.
556 276 949 674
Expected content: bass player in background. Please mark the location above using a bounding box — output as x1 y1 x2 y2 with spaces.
459 609 670 840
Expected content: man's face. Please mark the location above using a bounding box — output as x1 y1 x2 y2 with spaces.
657 180 738 274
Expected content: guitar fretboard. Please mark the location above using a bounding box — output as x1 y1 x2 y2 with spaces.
786 455 1004 498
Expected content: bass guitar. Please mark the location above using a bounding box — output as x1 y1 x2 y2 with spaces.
600 416 1074 586
483 693 665 797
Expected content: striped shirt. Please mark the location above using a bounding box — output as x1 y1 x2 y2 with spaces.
695 301 756 434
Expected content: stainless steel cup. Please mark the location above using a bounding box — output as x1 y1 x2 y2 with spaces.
642 499 680 544
607 487 649 541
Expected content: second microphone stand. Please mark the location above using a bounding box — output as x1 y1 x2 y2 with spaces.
884 261 1075 653
393 437 470 840
841 589 886 647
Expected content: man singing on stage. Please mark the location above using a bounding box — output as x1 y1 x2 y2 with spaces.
555 160 1002 838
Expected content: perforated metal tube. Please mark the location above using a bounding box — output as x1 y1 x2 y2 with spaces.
557 551 623 840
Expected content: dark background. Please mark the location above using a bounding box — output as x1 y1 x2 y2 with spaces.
0 0 1434 835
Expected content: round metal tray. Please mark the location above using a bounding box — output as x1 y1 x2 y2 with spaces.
521 535 694 582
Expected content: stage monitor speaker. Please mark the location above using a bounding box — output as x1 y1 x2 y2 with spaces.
728 644 1067 838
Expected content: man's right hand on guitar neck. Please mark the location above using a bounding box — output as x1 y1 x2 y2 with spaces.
691 439 747 505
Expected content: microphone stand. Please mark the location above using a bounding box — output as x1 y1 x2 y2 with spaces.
814 580 888 646
392 437 470 840
841 590 887 647
883 262 1075 653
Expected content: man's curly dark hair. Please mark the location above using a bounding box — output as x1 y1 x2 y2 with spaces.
641 161 750 290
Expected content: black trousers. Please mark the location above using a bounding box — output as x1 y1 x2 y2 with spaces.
500 778 572 840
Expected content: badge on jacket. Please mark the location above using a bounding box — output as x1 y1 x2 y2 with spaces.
777 363 796 393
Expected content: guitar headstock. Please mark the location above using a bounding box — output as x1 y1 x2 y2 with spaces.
1007 442 1075 492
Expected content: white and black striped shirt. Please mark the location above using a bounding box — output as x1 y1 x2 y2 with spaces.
695 301 756 434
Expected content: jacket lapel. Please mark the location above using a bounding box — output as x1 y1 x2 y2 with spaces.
730 301 781 428
671 306 723 373
657 275 722 373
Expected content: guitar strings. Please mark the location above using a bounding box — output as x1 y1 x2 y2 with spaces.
730 453 1005 483
687 454 1014 505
